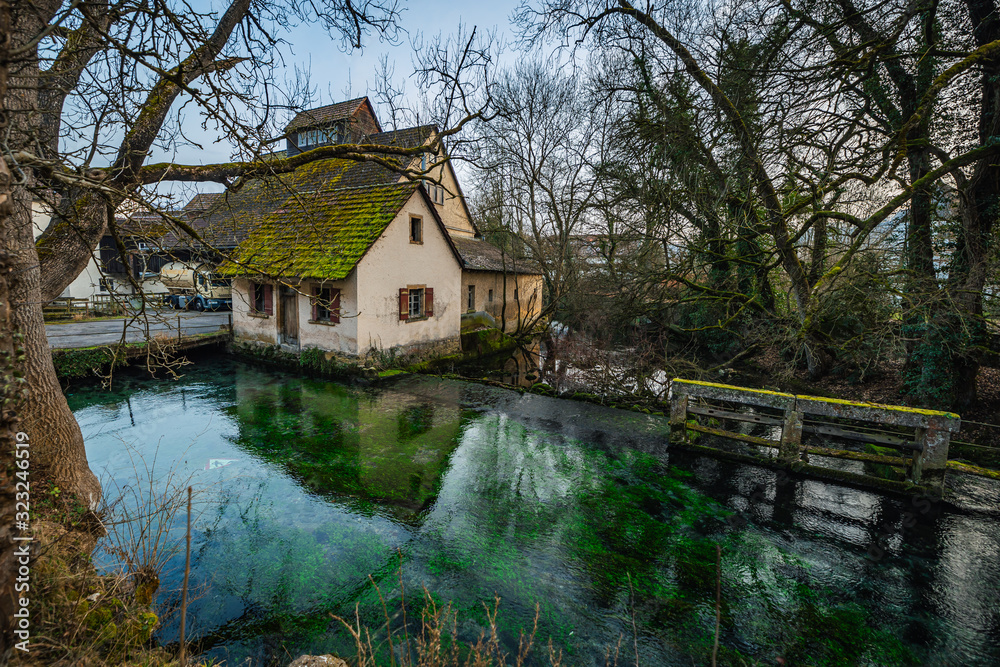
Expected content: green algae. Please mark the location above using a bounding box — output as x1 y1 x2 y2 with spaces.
68 359 988 667
228 369 462 520
218 180 418 280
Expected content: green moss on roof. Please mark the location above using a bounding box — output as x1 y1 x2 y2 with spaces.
218 181 419 280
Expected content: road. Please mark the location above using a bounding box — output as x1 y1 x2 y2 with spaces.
46 310 231 349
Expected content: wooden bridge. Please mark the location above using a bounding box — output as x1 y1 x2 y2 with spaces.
670 379 963 492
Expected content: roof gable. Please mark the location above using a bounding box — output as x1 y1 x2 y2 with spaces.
284 97 382 134
175 125 469 262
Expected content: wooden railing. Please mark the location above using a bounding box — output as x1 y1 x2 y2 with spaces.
670 378 961 489
90 294 127 316
42 297 90 320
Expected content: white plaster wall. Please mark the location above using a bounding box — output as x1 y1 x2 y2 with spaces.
355 194 462 353
402 139 476 239
62 260 105 299
297 274 359 355
231 278 278 345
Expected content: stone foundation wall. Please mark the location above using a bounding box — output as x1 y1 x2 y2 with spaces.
369 335 461 366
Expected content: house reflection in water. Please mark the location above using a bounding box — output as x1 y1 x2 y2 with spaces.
230 367 464 521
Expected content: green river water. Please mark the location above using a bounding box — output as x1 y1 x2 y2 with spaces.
67 357 1000 666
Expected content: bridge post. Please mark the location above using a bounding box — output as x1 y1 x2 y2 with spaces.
670 394 689 443
912 415 954 487
779 409 803 462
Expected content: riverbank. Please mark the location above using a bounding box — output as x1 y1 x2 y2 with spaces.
16 475 189 667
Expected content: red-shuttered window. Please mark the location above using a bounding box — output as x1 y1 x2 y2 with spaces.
399 286 433 320
312 286 341 324
252 283 273 316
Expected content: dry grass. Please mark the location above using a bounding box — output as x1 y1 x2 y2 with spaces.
332 581 562 667
12 505 180 667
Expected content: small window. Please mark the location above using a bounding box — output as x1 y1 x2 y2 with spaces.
99 277 113 293
409 287 424 318
400 286 433 320
253 283 267 313
316 287 331 321
428 184 445 204
312 286 340 323
410 216 423 244
488 289 493 303
467 285 475 311
299 127 342 148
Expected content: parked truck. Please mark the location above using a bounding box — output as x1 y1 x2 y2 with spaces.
158 262 232 311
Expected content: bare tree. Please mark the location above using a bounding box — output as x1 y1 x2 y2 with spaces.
516 0 1000 398
469 59 608 326
4 0 488 504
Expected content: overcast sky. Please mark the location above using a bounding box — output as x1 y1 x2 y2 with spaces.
182 2 520 159
153 1 523 201
286 2 518 106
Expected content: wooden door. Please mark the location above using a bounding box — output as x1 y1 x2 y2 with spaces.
280 286 298 345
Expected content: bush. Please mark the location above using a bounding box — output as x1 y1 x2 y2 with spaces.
810 255 899 381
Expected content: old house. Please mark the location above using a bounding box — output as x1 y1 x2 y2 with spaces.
185 96 542 358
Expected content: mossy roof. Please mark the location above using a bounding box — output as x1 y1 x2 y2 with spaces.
164 156 413 251
217 180 420 280
170 127 446 271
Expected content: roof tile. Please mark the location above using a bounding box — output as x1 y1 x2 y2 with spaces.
285 98 370 133
217 181 420 280
452 237 542 275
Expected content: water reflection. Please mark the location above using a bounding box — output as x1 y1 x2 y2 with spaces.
231 367 463 520
67 359 1000 667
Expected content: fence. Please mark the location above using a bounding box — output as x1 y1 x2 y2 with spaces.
670 378 961 489
42 297 90 320
90 294 127 316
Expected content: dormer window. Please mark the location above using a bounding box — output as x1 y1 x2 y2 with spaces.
298 125 345 148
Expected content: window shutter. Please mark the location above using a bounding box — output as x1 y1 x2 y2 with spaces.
264 284 273 315
331 289 341 324
312 287 319 322
399 288 409 320
425 288 434 317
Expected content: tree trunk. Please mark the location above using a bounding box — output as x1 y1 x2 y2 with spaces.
10 190 100 506
6 1 100 507
0 163 20 658
900 144 943 406
944 0 1000 409
901 0 1000 409
0 0 27 653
